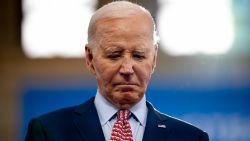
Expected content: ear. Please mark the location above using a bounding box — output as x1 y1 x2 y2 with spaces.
85 44 96 75
152 45 158 74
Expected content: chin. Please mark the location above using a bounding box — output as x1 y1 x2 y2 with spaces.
115 97 140 109
117 103 134 110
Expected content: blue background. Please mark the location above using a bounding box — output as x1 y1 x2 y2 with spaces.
22 72 250 141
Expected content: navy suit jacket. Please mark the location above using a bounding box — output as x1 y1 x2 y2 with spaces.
25 97 209 141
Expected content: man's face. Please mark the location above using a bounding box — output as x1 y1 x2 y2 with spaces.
86 14 157 109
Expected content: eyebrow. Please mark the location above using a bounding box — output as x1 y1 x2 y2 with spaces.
103 46 123 52
100 42 152 53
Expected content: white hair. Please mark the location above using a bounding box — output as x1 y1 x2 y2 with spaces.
87 1 159 47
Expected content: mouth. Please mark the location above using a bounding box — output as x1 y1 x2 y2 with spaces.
113 82 138 86
113 83 138 92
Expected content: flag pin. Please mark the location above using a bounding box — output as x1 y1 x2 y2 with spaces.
158 124 166 128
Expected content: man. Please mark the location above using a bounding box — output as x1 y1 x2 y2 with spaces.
25 1 209 141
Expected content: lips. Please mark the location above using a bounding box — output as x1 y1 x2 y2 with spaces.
113 82 138 86
113 82 138 92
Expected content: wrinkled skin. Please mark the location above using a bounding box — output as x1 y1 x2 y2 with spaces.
85 14 157 109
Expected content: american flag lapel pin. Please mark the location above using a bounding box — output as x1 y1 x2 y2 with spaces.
158 124 166 128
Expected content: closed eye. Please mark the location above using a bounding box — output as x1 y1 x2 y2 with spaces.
107 52 121 60
133 51 145 60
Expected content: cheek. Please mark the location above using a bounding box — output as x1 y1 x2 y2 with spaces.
93 60 118 86
136 63 153 85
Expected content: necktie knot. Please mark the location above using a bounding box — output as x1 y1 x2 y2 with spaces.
117 110 131 120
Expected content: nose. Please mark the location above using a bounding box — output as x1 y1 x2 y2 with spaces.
119 57 134 76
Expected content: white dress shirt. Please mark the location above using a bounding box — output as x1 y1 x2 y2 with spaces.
94 90 148 141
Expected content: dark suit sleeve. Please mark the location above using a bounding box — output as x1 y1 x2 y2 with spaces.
199 131 209 141
25 119 47 141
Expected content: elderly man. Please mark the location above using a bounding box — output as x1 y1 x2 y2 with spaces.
25 1 209 141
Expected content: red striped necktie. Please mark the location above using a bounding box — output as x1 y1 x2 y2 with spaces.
110 110 133 141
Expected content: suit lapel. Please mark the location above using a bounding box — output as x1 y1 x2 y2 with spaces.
72 98 171 141
73 97 106 141
142 102 171 141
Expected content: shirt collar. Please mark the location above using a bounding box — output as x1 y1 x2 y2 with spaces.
94 90 147 127
130 94 147 126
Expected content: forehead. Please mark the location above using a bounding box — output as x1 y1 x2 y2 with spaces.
96 14 153 37
94 15 154 49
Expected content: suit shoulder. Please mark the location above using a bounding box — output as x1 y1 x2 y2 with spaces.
35 105 77 124
154 110 209 140
35 97 94 122
153 108 206 134
25 98 95 141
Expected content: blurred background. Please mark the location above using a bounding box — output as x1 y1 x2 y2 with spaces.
0 0 250 141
